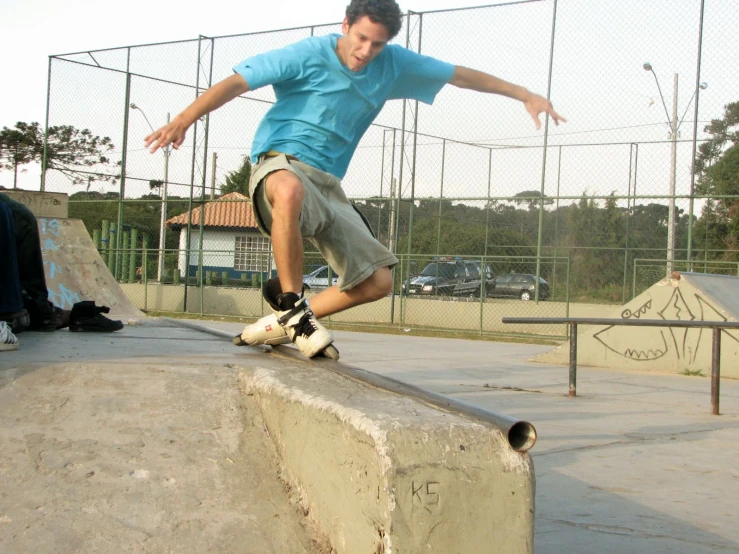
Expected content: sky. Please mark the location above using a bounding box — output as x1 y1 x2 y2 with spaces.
0 0 498 127
1 0 735 206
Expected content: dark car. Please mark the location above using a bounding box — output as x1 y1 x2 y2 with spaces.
402 258 495 297
492 273 550 301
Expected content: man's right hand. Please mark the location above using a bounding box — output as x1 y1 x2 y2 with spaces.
144 117 190 154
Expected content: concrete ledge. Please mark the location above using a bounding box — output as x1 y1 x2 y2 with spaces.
242 357 535 554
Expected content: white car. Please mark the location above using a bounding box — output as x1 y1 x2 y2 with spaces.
302 265 339 289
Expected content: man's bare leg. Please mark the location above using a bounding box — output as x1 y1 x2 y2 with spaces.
235 266 393 350
308 266 393 319
264 170 304 294
261 169 335 357
240 172 392 357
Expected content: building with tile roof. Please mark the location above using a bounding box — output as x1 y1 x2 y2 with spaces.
166 192 273 280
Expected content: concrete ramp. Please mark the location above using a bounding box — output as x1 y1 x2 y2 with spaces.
537 272 739 377
38 217 143 320
0 320 536 554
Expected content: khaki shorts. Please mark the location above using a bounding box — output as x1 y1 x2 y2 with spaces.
249 154 398 292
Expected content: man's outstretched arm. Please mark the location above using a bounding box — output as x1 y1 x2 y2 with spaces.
449 66 566 130
144 73 250 153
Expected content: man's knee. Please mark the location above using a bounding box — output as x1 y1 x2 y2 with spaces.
365 267 393 300
265 170 304 211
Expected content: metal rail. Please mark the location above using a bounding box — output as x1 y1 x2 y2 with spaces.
502 317 739 415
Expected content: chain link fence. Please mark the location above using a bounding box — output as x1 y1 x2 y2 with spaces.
32 0 739 339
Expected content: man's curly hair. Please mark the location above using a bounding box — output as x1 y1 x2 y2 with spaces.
345 0 403 40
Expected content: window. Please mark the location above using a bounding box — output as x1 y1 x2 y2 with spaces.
234 235 270 271
465 263 480 278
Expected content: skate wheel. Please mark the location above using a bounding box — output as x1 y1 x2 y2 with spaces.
322 344 340 360
232 335 246 346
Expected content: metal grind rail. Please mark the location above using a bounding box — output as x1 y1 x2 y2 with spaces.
502 317 739 415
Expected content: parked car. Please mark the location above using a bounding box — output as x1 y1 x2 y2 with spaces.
303 265 339 289
491 273 550 300
402 258 495 297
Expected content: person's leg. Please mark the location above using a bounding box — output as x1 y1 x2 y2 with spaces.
263 169 305 294
0 201 28 333
241 156 394 357
254 166 334 357
0 194 55 328
305 266 393 319
6 198 49 304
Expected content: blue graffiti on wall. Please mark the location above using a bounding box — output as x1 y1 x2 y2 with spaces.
40 218 82 309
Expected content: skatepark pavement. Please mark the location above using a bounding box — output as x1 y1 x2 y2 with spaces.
1 319 737 553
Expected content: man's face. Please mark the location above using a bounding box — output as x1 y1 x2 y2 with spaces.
337 15 390 72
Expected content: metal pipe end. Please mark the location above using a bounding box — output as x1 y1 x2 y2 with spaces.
508 421 537 452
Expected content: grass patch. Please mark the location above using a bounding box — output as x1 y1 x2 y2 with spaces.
681 369 705 377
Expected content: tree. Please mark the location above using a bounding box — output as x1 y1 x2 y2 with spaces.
0 121 117 187
148 179 164 194
694 101 739 258
219 156 252 196
0 122 36 188
694 101 739 175
509 190 554 212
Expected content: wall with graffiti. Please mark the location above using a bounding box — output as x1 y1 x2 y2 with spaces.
539 273 739 377
39 217 143 318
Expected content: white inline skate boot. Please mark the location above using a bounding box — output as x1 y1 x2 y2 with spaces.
232 312 291 347
233 278 339 360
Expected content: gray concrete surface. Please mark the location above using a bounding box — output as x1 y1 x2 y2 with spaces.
2 319 737 553
205 320 739 554
0 320 325 554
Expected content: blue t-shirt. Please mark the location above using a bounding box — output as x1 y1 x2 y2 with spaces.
233 34 454 178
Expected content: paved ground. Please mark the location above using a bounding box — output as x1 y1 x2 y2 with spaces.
2 318 737 553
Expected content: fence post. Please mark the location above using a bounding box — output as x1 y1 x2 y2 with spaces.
569 322 578 397
100 220 110 258
129 228 139 283
116 69 132 281
143 247 148 311
711 328 721 415
121 231 130 283
107 224 116 271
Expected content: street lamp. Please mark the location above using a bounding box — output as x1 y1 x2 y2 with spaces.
642 63 707 276
130 103 171 282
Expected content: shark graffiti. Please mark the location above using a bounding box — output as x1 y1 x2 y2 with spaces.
594 289 738 363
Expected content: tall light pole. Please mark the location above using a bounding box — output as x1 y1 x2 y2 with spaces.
642 63 706 276
130 103 170 282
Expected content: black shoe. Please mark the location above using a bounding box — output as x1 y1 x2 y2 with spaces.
69 301 124 333
0 309 30 334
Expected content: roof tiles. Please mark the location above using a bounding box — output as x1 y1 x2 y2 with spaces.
166 192 259 230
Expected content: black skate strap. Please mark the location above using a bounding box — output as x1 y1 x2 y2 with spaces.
276 297 313 326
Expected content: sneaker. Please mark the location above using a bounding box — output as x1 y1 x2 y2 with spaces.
0 321 19 351
274 292 333 358
69 301 124 332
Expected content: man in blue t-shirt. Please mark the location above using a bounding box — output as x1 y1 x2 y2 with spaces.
145 0 565 359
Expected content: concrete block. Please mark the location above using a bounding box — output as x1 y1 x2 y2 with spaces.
243 361 535 554
538 273 739 376
4 190 68 218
